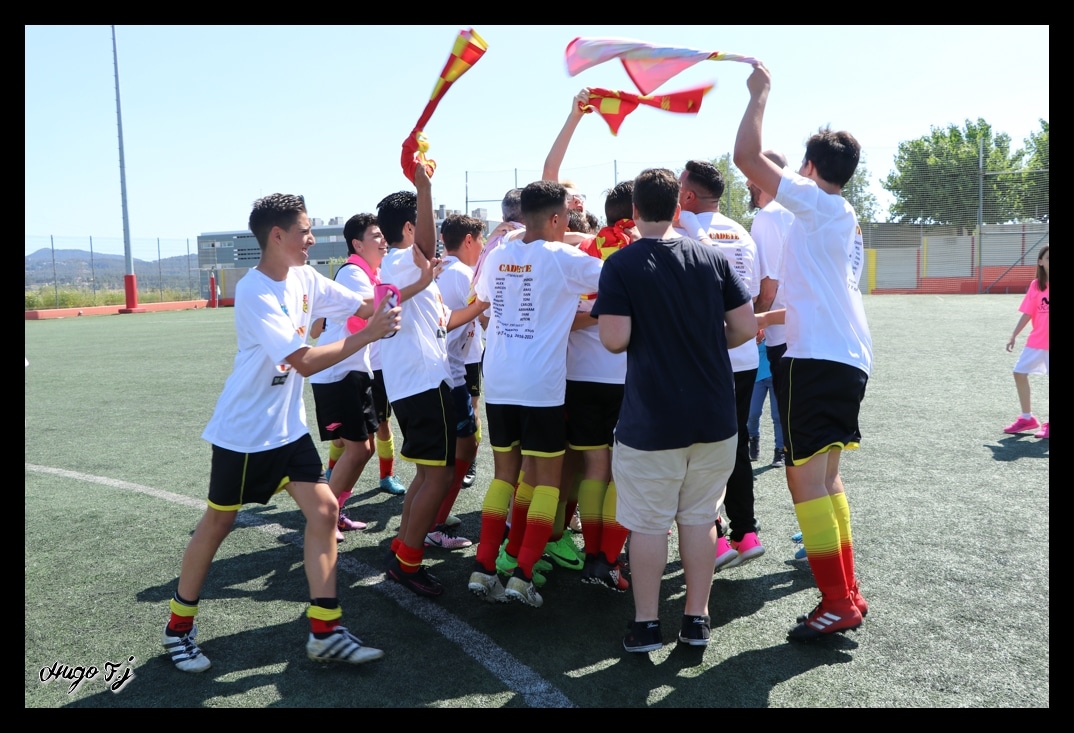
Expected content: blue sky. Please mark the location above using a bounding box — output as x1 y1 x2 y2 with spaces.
25 25 1049 256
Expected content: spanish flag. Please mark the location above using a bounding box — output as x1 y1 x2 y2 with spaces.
582 85 713 136
402 28 488 182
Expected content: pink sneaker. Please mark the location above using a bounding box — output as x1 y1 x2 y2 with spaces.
1034 422 1049 439
725 532 766 569
1004 415 1041 434
714 536 738 572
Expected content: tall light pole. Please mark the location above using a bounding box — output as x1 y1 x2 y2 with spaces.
113 25 144 313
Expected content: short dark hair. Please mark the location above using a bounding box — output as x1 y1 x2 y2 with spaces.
440 214 485 251
585 211 600 232
249 193 306 249
633 168 680 223
804 127 860 188
520 180 567 220
567 209 591 234
501 188 523 223
342 213 378 256
683 159 725 199
604 180 635 223
375 190 417 245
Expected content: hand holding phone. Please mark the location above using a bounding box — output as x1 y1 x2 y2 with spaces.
374 284 401 338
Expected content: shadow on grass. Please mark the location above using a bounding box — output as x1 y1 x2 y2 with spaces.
594 632 856 708
984 434 1050 462
63 615 391 708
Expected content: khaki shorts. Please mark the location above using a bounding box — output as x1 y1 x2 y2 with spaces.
612 437 736 534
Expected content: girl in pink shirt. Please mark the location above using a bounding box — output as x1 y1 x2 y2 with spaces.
1004 244 1050 439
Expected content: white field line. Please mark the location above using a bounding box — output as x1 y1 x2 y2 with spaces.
25 463 573 709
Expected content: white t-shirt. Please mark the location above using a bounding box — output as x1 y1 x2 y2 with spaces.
676 210 760 372
750 200 795 347
202 265 364 452
378 245 452 402
309 260 375 384
438 254 479 388
476 238 603 406
775 170 873 375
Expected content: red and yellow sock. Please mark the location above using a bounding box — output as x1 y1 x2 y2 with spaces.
308 599 342 636
831 491 856 587
395 542 423 573
505 479 534 558
328 441 345 471
599 480 630 564
577 478 607 556
376 435 395 479
517 485 558 578
167 593 198 636
794 495 850 603
475 478 514 570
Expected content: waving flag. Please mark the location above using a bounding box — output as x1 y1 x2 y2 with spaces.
566 37 758 95
401 28 488 182
581 85 713 135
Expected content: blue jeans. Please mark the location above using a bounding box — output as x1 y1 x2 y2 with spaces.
747 376 783 451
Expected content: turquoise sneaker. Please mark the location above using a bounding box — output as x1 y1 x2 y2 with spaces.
379 476 407 495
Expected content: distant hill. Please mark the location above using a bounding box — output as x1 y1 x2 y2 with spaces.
25 249 200 291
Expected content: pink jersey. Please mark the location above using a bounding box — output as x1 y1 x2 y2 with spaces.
1019 280 1049 350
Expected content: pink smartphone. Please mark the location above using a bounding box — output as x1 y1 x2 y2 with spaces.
373 283 400 338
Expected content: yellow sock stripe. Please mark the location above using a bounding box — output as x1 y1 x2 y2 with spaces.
169 598 198 618
577 478 607 523
831 492 853 546
602 480 619 524
794 495 841 557
329 442 345 462
376 435 394 460
529 485 560 524
481 478 515 517
515 480 535 509
307 604 343 622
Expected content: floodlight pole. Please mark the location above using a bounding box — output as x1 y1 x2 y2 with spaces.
113 25 144 313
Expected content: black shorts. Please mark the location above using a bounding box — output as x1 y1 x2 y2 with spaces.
208 433 325 510
777 358 868 465
451 384 477 439
486 403 566 457
372 369 392 423
311 371 378 443
392 382 457 466
464 362 482 398
565 380 623 450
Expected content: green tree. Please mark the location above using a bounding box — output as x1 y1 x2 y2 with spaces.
1023 119 1048 222
843 155 880 223
881 118 1023 230
712 152 753 228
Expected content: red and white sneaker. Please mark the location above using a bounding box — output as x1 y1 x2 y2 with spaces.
850 580 869 618
788 597 862 641
1004 415 1041 434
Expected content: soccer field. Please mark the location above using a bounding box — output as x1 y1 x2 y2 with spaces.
24 294 1049 708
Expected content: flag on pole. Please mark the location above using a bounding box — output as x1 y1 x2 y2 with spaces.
401 28 488 182
565 37 758 95
580 85 713 135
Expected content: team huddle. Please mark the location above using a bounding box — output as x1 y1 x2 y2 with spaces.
161 62 876 671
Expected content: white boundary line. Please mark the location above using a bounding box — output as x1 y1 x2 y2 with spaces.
25 463 573 708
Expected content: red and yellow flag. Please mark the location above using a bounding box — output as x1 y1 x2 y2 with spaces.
580 84 713 136
402 28 488 182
